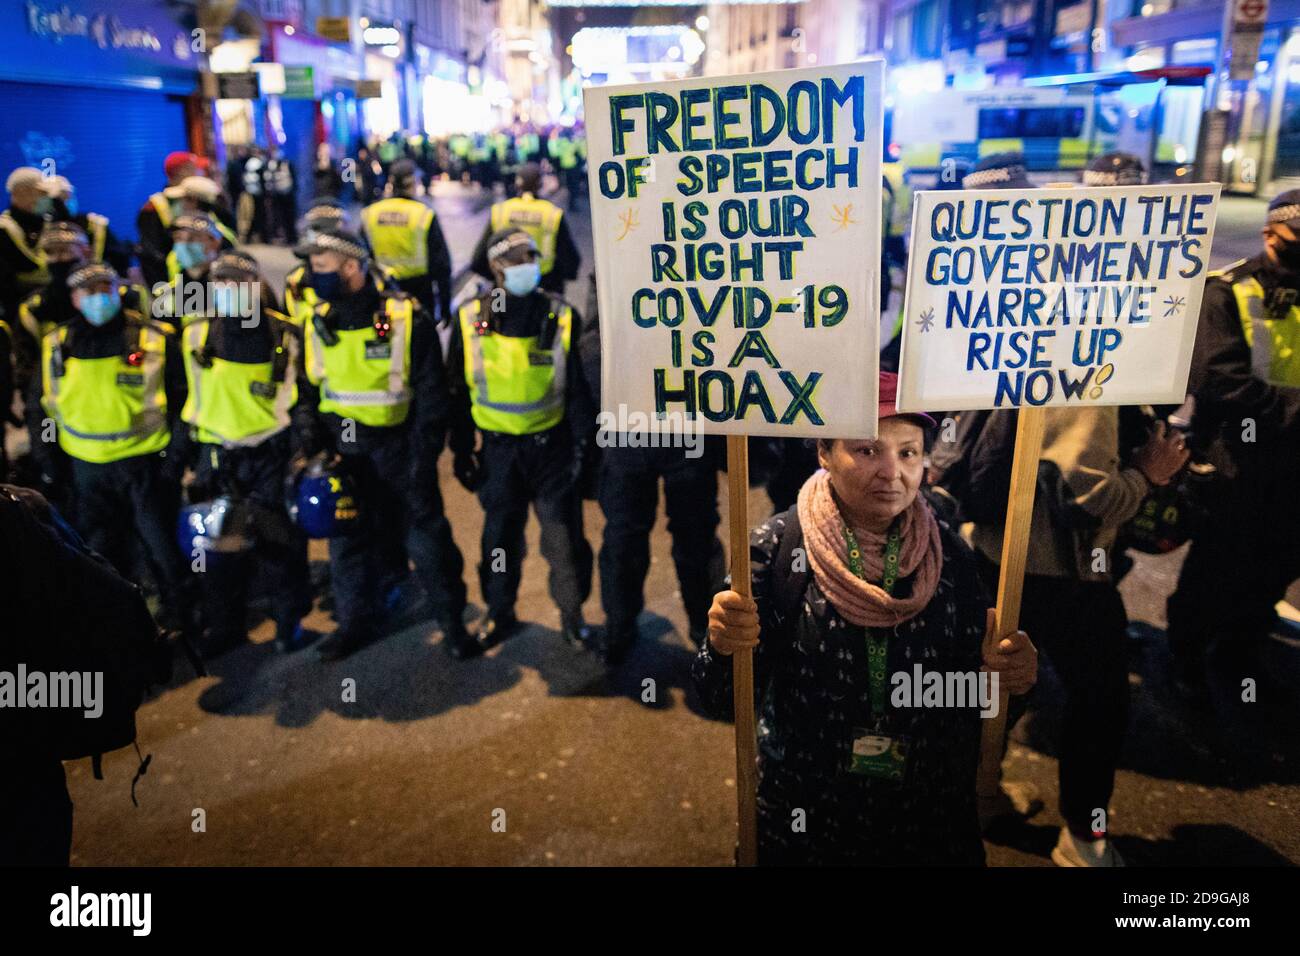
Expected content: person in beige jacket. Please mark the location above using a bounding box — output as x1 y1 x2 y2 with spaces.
969 406 1187 867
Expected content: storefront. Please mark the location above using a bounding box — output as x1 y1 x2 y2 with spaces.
1111 0 1300 195
0 0 204 241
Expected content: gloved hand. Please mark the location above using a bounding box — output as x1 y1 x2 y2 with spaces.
454 451 482 492
185 477 215 506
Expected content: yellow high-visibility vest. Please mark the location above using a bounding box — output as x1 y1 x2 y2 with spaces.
489 194 563 276
457 296 571 435
181 317 299 447
40 314 172 464
0 211 48 291
361 197 435 279
148 192 174 229
303 295 415 427
1230 276 1300 387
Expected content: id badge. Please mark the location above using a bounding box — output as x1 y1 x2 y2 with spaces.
365 339 392 360
847 720 909 782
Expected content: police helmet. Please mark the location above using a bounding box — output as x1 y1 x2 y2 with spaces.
287 456 361 539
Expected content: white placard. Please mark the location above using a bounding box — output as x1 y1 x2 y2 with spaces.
584 61 885 438
897 183 1221 412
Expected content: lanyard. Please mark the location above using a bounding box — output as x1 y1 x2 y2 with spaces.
843 523 901 719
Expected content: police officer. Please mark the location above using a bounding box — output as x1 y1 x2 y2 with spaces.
36 175 131 273
1 168 50 334
1166 192 1300 701
178 252 313 656
298 228 475 661
162 212 231 301
30 262 191 631
579 291 725 665
360 159 454 322
1082 150 1147 187
284 199 351 324
448 228 594 648
13 222 92 495
470 163 581 296
137 151 204 290
962 151 1033 190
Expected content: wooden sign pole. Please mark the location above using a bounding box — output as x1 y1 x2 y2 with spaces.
726 434 759 866
976 406 1047 798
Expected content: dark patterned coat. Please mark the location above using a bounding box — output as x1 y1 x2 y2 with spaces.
692 507 991 865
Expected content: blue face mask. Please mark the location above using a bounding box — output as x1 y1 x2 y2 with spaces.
79 289 121 327
310 269 342 301
174 240 209 271
34 196 54 217
211 284 248 319
503 261 541 297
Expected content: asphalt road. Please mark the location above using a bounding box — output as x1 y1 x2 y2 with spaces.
58 186 1300 867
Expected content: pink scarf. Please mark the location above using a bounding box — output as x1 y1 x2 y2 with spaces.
795 469 943 628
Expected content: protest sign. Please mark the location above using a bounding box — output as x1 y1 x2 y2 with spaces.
584 62 885 866
895 180 1221 800
897 183 1222 413
584 61 885 439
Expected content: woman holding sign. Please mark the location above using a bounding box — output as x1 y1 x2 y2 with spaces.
694 372 1037 865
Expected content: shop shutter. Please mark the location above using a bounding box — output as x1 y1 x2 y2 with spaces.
0 81 189 244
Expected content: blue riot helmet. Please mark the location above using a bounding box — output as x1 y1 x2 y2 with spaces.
177 496 257 563
287 455 360 539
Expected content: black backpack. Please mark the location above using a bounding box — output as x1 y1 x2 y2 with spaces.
0 486 167 788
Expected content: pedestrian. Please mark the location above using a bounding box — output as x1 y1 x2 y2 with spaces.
448 228 595 649
1166 190 1300 703
470 163 581 296
240 147 267 243
964 404 1186 866
360 159 454 322
176 252 314 657
0 484 163 866
265 148 298 245
695 371 1038 865
297 228 476 661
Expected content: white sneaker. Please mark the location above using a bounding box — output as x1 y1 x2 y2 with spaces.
1051 826 1126 867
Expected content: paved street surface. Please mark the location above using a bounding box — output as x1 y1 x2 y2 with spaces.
62 186 1299 866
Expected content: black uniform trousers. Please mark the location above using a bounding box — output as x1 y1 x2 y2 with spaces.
477 426 592 624
70 451 189 629
598 445 724 638
1166 489 1300 669
977 555 1130 839
329 427 467 638
192 433 310 641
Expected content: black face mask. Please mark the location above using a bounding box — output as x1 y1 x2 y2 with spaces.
48 260 77 287
1276 239 1300 274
